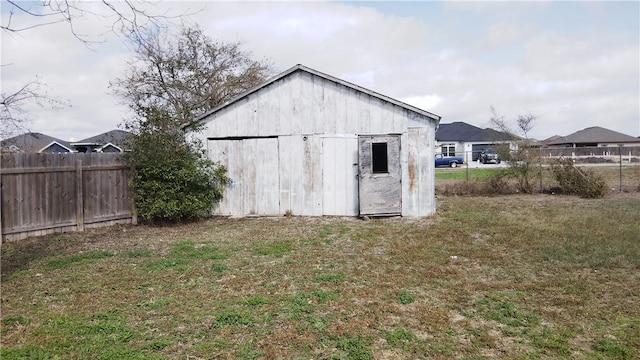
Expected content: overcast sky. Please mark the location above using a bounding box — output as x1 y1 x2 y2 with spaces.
2 0 639 141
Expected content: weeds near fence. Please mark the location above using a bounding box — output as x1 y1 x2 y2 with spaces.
551 158 606 198
436 164 638 196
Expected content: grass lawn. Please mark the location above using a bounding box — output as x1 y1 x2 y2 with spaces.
2 194 639 359
435 167 498 180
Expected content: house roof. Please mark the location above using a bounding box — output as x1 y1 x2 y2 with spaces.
74 129 132 148
547 126 639 145
1 132 73 153
187 64 441 129
436 122 514 142
540 135 562 145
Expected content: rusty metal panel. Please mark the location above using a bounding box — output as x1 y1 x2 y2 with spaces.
402 127 436 216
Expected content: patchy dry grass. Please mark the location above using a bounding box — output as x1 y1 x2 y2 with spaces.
2 194 640 359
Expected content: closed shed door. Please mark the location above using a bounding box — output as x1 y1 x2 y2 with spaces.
243 138 280 215
322 136 359 216
358 135 401 216
208 138 280 216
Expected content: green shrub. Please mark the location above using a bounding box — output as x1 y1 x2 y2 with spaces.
124 107 229 223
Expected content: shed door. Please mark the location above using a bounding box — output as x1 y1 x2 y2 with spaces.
358 135 401 216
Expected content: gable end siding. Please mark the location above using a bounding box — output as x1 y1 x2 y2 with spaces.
204 71 434 139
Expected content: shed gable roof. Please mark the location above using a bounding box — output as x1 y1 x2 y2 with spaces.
548 126 639 145
188 64 441 128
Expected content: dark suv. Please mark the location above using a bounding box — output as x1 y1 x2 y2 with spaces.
480 149 501 164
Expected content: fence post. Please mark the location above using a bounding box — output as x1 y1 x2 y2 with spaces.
538 147 543 193
618 145 623 192
75 159 84 231
466 151 470 184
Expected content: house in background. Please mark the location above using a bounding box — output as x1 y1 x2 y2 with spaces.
435 121 516 163
546 126 640 148
1 130 131 153
538 135 563 147
71 129 132 153
0 132 74 153
189 64 441 218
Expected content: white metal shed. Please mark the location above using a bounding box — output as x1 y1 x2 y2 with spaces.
190 64 441 217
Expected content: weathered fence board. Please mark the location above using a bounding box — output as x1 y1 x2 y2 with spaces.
1 153 136 242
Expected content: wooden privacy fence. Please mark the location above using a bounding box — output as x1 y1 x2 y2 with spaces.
1 153 136 242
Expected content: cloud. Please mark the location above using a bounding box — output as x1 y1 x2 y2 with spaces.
1 1 638 141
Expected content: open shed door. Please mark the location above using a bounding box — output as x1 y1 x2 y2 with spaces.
358 135 401 216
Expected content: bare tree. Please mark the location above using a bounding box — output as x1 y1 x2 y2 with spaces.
1 0 191 138
0 77 68 139
489 106 538 193
1 0 185 44
112 25 273 129
111 26 271 223
516 114 535 141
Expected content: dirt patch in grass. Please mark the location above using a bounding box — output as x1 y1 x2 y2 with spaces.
2 194 639 359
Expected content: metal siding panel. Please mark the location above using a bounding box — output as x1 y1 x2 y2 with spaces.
242 139 257 215
257 87 269 136
345 138 360 215
402 127 436 217
335 84 348 134
292 137 306 215
323 80 338 134
302 136 323 216
322 136 358 216
359 93 373 134
369 97 388 134
290 73 303 135
229 141 245 216
299 73 314 134
202 72 429 139
278 77 293 135
255 138 280 214
358 92 370 134
392 106 405 133
247 97 260 136
312 75 325 134
345 89 361 134
270 80 283 135
322 137 337 214
403 131 418 216
278 136 306 216
278 136 292 214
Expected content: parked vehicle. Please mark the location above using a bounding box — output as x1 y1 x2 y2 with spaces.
435 153 464 168
480 149 501 164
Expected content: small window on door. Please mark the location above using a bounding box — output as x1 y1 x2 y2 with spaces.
372 142 388 173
